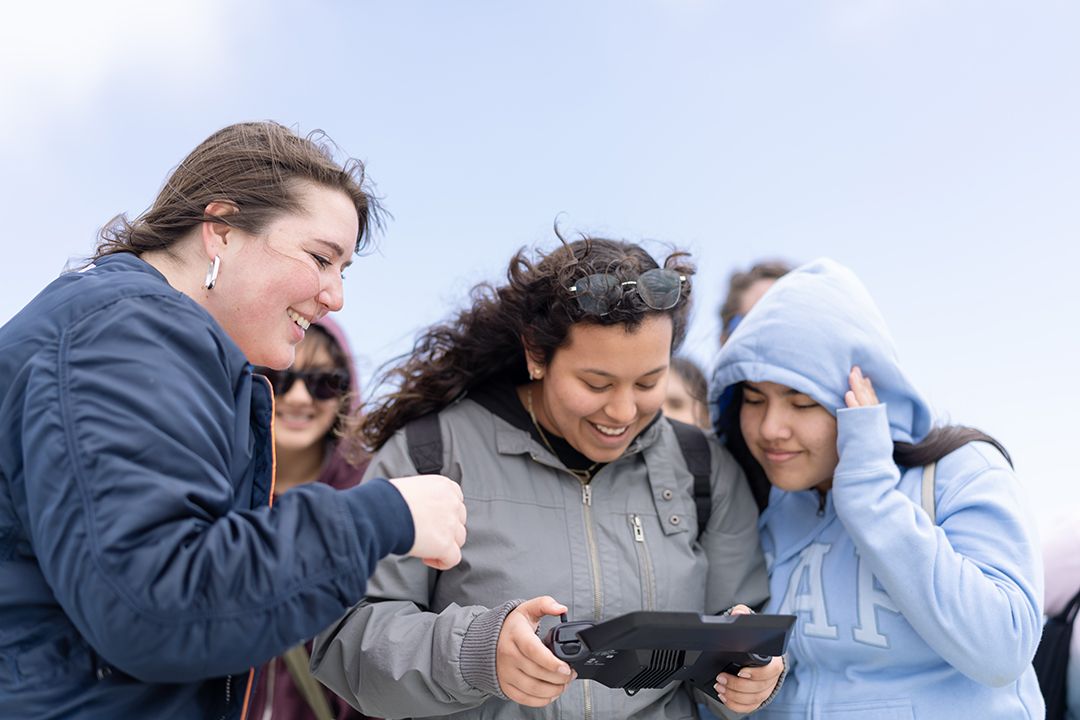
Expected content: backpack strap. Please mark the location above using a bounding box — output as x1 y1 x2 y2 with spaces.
1060 586 1080 624
921 461 937 524
668 420 712 538
405 412 444 475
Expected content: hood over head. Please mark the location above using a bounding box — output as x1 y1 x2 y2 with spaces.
711 258 933 444
312 314 360 411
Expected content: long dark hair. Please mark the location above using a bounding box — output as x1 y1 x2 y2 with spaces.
358 236 695 451
719 384 1013 512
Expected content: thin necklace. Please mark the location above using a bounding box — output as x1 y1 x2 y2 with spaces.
526 383 599 483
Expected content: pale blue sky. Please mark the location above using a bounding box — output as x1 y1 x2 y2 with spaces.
2 1 1077 524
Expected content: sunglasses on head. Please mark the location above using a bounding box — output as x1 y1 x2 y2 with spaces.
567 268 688 316
255 367 350 400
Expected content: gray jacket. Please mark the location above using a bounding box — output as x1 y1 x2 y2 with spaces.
311 397 768 719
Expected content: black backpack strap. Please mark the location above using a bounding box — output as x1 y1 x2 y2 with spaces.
669 419 712 537
1058 586 1080 624
405 413 444 475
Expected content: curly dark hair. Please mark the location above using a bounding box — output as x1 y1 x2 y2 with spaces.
359 236 695 450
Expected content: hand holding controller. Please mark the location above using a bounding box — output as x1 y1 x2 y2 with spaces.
711 604 784 712
496 597 574 708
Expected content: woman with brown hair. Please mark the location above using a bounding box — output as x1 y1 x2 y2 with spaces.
0 121 465 720
312 237 783 719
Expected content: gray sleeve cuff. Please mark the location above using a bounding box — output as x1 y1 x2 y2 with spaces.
715 606 788 713
459 599 524 698
757 654 788 709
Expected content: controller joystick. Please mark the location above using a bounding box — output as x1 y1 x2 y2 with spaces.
542 614 594 663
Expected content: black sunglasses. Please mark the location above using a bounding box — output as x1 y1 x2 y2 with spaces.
567 268 688 316
255 367 350 401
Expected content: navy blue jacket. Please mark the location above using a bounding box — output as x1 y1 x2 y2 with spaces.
0 253 414 719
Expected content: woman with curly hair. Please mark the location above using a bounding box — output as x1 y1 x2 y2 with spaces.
312 236 782 719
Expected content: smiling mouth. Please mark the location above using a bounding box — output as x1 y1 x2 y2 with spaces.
591 422 629 437
287 308 311 330
277 409 316 423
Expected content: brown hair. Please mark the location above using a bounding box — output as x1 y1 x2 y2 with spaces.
359 236 695 450
93 121 381 260
719 259 794 344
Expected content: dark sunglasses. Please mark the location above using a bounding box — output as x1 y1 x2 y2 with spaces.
567 268 688 316
255 367 350 401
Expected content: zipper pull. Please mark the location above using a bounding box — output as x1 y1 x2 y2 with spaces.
582 483 592 506
631 514 645 542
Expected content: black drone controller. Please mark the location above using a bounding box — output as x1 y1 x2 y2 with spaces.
541 611 793 698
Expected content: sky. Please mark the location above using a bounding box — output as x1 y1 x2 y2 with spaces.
1 1 1078 527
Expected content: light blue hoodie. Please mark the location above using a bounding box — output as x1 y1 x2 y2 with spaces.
711 259 1044 720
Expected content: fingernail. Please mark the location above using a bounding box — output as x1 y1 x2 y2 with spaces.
738 670 752 679
715 675 727 687
560 665 572 676
715 689 726 702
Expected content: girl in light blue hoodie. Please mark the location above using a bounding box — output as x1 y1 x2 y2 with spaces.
711 258 1044 719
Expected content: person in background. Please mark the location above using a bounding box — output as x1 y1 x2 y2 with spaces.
711 258 1044 719
311 237 783 719
718 259 793 345
663 355 710 429
249 316 374 720
1041 514 1080 720
0 121 466 720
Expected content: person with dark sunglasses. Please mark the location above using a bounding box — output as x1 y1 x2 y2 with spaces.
258 366 351 402
312 236 783 719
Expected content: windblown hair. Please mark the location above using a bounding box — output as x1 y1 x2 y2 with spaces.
360 237 695 451
718 384 1013 512
93 121 382 260
719 259 794 344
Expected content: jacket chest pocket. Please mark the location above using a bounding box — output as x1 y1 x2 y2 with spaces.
628 513 657 610
619 510 705 615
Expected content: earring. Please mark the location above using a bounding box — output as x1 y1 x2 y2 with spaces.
530 367 544 380
204 256 221 290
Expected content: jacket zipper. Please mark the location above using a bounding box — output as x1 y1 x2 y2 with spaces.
630 514 656 610
527 450 602 720
580 481 602 621
580 479 600 720
217 675 232 720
